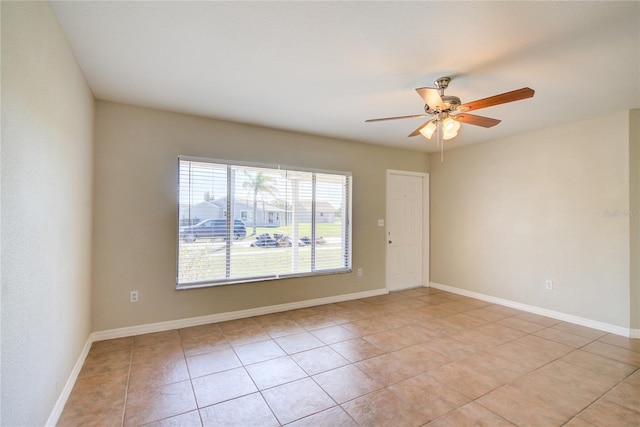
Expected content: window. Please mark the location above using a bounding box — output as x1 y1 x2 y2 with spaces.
177 157 352 288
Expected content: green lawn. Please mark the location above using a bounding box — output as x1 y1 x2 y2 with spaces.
178 222 346 284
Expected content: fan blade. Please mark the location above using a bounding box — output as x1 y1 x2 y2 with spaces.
453 113 501 128
416 87 445 110
458 87 534 112
365 114 428 123
409 121 433 137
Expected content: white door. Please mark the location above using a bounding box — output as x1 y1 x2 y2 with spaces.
386 170 428 291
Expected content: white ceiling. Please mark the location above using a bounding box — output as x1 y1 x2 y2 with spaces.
51 1 640 152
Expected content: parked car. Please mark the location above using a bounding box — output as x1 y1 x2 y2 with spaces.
180 219 246 242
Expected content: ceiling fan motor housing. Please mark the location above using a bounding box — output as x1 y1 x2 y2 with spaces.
425 95 461 115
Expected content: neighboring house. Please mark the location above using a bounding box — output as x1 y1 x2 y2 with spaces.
182 197 287 227
295 200 338 223
179 201 222 226
181 198 338 226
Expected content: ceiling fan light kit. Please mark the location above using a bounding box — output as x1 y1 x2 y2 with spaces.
366 76 535 160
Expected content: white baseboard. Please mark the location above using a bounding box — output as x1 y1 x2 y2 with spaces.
91 288 388 341
47 287 388 426
428 282 633 338
45 337 93 427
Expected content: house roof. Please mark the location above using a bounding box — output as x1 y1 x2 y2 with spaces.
51 1 639 152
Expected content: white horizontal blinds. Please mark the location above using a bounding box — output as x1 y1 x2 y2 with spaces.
178 160 228 285
177 158 351 288
314 173 350 271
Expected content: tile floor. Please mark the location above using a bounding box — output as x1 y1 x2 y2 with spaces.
58 288 640 426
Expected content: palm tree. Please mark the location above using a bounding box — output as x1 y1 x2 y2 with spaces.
242 171 279 235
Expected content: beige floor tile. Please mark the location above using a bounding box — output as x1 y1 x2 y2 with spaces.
233 339 286 365
198 392 279 427
362 329 415 352
577 398 640 426
551 322 608 340
473 322 527 342
460 351 531 383
534 327 596 348
313 364 381 403
513 334 574 357
424 336 479 361
295 313 338 330
64 369 128 407
134 330 182 348
178 323 223 341
388 374 470 422
562 417 598 427
79 348 131 378
181 334 230 358
191 367 257 407
132 341 184 365
582 341 640 367
310 325 359 344
261 377 335 424
90 337 134 354
186 348 242 378
426 362 503 399
259 318 305 338
141 410 202 427
61 294 639 427
330 337 386 362
536 359 621 395
626 369 640 385
341 318 390 336
561 349 638 380
341 388 428 427
390 343 452 373
514 312 562 327
439 312 489 329
597 334 640 352
286 405 358 427
128 357 189 393
604 381 640 412
123 380 197 427
217 317 259 333
482 304 524 316
510 371 600 417
223 325 271 347
355 352 422 386
496 316 548 334
477 384 569 426
463 307 512 322
291 345 350 376
274 331 324 354
426 401 515 426
58 401 125 427
244 355 307 389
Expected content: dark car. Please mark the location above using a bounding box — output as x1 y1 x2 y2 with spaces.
180 219 247 243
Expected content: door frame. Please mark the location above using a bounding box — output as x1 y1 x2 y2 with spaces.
385 169 430 291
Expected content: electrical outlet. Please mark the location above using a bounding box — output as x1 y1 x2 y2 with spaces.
130 290 139 303
357 268 363 277
545 280 553 290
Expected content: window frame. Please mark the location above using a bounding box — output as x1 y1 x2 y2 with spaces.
176 155 353 289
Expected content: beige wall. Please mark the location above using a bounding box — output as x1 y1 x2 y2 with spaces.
92 101 429 331
1 2 95 425
430 110 635 329
630 109 639 329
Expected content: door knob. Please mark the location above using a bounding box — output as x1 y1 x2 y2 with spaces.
388 240 392 244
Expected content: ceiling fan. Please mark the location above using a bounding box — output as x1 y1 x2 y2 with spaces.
366 77 534 159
